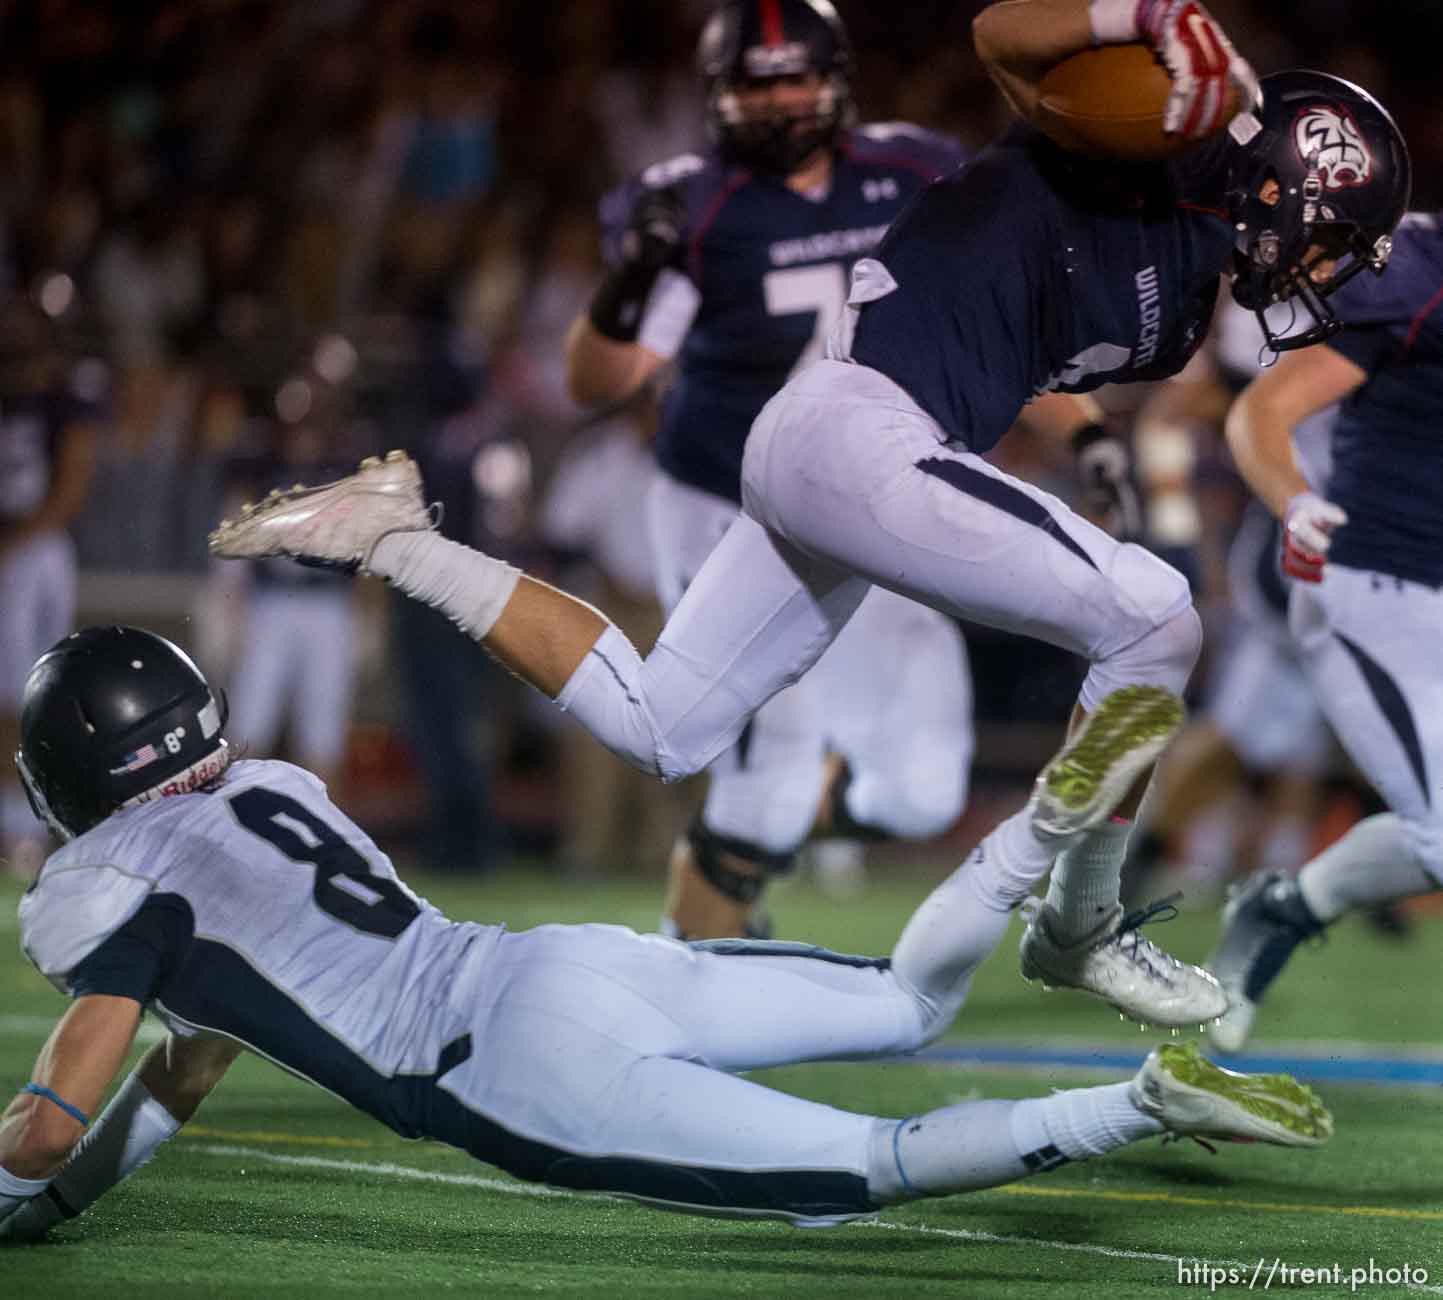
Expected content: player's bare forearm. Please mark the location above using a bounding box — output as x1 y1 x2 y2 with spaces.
138 1035 244 1123
1224 392 1310 519
0 996 141 1178
564 315 666 407
484 574 610 699
973 0 1094 117
1226 346 1366 517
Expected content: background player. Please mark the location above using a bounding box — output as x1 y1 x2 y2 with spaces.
0 298 99 879
567 0 975 939
1123 298 1341 905
1 626 1329 1241
1207 210 1443 1051
210 3 1410 1030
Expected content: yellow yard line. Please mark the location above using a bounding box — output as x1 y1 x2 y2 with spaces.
184 1124 375 1149
995 1181 1443 1222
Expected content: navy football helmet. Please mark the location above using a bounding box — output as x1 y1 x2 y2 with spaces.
17 626 230 840
698 0 853 175
1226 70 1411 352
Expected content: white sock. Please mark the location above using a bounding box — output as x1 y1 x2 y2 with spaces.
868 1083 1161 1204
1010 1081 1162 1161
369 531 520 641
1298 813 1439 923
891 809 1056 1029
1045 819 1131 943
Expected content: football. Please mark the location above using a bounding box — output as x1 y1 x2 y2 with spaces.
1035 43 1240 162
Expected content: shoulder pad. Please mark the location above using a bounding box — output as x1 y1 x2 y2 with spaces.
847 122 970 176
19 862 155 990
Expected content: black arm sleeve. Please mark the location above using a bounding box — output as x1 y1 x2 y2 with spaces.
67 893 195 1003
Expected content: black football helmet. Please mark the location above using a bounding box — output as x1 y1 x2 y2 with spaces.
1226 70 1411 353
16 626 230 841
698 0 853 175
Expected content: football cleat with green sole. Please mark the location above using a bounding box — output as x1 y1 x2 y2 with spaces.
1033 685 1185 839
1130 1041 1333 1148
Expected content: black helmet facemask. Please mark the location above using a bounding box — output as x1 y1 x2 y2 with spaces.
699 0 854 177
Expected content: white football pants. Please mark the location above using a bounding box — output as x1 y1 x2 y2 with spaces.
560 360 1197 784
438 907 963 1225
648 469 972 853
227 588 359 770
1290 565 1443 884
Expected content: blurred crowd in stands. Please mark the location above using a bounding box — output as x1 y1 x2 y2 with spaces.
1 0 1437 876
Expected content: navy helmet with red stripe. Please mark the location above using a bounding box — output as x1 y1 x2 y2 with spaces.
697 0 854 175
1226 70 1411 352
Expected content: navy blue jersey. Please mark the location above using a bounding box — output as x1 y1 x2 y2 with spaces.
0 364 109 521
850 124 1235 453
1322 213 1443 587
600 124 969 503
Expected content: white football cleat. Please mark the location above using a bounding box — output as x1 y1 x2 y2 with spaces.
1131 1041 1333 1148
1019 895 1229 1027
1032 685 1185 840
208 451 433 573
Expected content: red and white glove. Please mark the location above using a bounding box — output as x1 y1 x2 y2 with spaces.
1282 491 1348 583
1089 0 1262 141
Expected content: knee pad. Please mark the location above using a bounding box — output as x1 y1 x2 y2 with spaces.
1081 602 1202 712
688 817 798 905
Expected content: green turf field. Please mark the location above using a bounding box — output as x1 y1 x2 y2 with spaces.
2 865 1440 1298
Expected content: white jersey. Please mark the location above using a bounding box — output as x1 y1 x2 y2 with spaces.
19 758 502 1138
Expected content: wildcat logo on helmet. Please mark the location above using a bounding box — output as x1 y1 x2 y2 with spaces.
1292 105 1372 190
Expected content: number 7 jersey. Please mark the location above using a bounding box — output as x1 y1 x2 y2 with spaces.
19 759 503 1139
606 123 968 505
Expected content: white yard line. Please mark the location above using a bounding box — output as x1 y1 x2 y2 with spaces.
187 1143 1443 1295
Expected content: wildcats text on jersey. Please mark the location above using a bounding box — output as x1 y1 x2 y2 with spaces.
769 224 892 267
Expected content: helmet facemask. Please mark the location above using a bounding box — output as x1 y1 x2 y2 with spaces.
1226 72 1411 356
711 70 848 175
1230 161 1394 353
698 0 854 177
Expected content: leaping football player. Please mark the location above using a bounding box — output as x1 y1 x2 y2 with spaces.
210 0 1410 1031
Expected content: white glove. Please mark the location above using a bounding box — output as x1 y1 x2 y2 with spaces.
1283 492 1348 583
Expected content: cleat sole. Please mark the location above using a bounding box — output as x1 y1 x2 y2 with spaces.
1157 1042 1333 1146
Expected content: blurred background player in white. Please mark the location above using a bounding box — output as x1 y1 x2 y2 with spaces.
1123 298 1341 907
0 295 99 879
1208 210 1443 1052
219 345 380 803
1 626 1329 1243
565 0 975 939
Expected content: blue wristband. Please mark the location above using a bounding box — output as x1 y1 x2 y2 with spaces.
23 1083 90 1127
